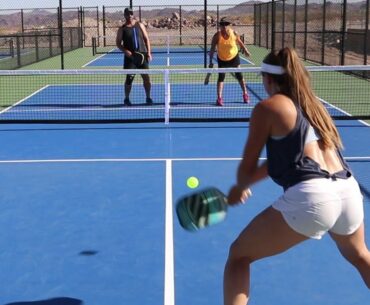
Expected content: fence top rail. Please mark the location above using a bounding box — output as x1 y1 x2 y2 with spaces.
0 7 79 11
102 3 254 8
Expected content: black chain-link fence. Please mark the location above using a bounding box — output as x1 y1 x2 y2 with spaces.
0 6 90 69
100 4 254 48
255 0 369 65
1 1 368 69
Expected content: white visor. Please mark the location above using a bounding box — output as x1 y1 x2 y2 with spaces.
261 62 285 75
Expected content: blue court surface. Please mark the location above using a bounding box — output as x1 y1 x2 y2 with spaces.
0 104 369 303
85 49 252 67
0 122 370 305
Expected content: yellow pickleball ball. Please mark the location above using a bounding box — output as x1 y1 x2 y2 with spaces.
187 176 199 189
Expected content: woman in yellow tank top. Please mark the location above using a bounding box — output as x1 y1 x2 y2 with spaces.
209 17 251 106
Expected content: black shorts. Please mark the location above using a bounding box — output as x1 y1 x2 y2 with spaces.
124 53 150 69
217 54 240 68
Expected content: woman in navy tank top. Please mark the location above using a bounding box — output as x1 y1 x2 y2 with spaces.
224 47 370 305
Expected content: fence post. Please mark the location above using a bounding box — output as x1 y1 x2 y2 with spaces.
321 0 327 65
96 6 100 47
58 1 65 69
217 5 219 31
21 9 25 49
304 0 308 59
102 6 106 47
340 0 347 65
35 32 39 62
180 6 183 46
266 4 269 49
364 0 369 64
204 0 207 68
293 0 297 48
253 4 256 45
79 6 84 47
49 30 53 57
271 0 275 51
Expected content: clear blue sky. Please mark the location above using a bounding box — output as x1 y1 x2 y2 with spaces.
0 1 256 10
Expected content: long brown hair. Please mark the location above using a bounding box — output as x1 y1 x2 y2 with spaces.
263 47 343 149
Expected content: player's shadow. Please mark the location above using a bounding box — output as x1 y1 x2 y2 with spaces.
4 297 83 305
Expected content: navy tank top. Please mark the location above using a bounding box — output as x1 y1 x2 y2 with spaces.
266 105 352 191
121 23 147 53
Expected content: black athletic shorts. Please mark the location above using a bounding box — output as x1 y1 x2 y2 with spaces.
217 54 240 68
124 53 150 69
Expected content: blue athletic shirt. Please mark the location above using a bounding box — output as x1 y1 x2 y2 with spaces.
266 104 352 191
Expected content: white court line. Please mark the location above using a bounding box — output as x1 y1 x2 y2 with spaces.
164 159 175 305
0 157 243 163
0 55 13 61
318 97 370 127
0 156 369 164
6 106 164 112
0 85 50 114
82 52 113 67
240 56 254 65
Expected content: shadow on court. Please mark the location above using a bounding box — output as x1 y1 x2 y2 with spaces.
4 297 83 305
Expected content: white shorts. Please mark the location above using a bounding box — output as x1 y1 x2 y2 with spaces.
272 176 364 239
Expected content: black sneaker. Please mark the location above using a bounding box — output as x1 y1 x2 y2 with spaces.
124 98 132 106
146 97 153 105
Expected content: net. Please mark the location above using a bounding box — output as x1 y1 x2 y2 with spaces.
92 34 209 55
0 65 369 124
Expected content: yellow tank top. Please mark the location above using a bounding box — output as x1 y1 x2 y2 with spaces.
217 29 238 61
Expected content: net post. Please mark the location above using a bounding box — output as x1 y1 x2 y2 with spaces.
166 35 170 55
16 36 21 67
10 39 14 58
35 32 39 62
164 69 171 124
92 37 96 56
49 30 53 57
166 35 170 66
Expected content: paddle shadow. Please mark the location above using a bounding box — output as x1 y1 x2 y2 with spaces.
4 297 83 305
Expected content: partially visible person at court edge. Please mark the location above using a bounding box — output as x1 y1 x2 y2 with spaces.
116 7 153 106
209 17 251 106
225 47 370 305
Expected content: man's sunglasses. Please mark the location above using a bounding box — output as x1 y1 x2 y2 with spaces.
125 11 134 16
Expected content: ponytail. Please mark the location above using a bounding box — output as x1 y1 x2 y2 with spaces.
263 47 343 149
